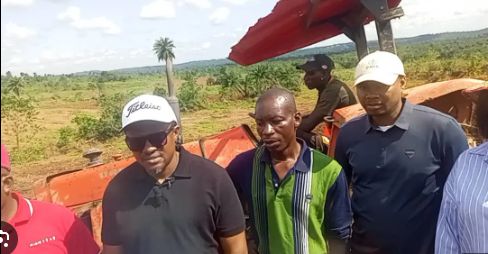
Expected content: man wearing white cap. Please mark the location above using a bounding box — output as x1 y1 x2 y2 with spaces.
334 51 468 254
101 95 247 254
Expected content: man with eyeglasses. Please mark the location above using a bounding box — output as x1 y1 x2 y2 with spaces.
101 94 247 254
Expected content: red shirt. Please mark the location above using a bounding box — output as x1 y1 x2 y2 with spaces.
9 193 100 254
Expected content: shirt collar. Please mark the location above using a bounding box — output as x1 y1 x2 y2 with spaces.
468 142 488 164
260 139 310 172
9 192 33 225
135 147 192 182
172 148 192 178
362 99 412 133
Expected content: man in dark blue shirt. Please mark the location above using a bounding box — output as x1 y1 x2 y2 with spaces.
334 51 468 254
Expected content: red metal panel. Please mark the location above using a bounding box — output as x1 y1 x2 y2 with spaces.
33 158 135 207
229 0 401 65
198 125 258 168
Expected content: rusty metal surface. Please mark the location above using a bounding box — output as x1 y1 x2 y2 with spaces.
32 158 135 207
90 203 103 247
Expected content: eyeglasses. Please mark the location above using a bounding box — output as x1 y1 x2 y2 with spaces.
125 126 175 152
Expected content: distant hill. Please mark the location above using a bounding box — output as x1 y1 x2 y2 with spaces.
72 27 488 76
276 27 488 59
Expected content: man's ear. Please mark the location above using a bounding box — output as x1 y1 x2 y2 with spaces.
400 76 407 89
2 174 14 195
173 126 181 136
294 112 302 128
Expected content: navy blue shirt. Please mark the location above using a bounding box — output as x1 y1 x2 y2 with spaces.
227 140 352 250
334 100 468 254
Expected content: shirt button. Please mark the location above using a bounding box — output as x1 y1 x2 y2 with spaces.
376 165 381 168
274 183 278 187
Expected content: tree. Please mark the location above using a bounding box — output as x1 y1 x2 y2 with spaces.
153 37 176 98
89 81 105 99
6 77 26 97
1 95 40 149
1 75 40 149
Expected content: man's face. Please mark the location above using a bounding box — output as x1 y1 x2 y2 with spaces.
304 69 330 90
124 121 178 178
356 77 404 117
254 96 301 153
1 169 13 210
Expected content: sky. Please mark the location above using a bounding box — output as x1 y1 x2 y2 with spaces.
1 0 487 75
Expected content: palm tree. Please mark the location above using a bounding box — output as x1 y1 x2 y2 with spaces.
7 77 26 97
153 37 176 98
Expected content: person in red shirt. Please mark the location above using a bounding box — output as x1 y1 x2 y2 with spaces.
1 144 100 254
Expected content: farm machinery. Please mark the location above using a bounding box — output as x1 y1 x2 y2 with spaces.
31 0 486 247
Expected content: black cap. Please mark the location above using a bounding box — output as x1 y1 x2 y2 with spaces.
296 54 335 72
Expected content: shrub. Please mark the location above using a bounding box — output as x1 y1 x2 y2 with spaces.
178 72 205 111
72 114 99 140
72 92 133 141
153 86 167 97
56 126 77 151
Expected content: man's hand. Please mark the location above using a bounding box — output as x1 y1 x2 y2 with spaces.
311 134 329 154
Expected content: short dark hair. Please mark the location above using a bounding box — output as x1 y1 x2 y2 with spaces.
476 90 488 139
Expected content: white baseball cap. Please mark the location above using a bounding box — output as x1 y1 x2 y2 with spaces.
354 51 405 86
121 94 177 129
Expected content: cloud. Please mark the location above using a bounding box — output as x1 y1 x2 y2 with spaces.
184 0 211 9
2 23 37 51
201 42 212 49
3 23 37 40
58 6 81 20
209 7 230 25
129 48 152 58
394 0 487 34
1 0 34 7
220 0 248 5
24 49 120 67
140 0 176 19
58 6 121 34
8 56 24 65
213 32 237 38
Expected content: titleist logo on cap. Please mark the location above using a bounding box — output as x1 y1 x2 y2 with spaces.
126 101 161 117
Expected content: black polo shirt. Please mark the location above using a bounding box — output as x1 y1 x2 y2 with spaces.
334 100 468 254
101 148 245 254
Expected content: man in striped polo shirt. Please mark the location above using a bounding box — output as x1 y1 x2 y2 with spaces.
435 85 488 254
227 88 352 254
